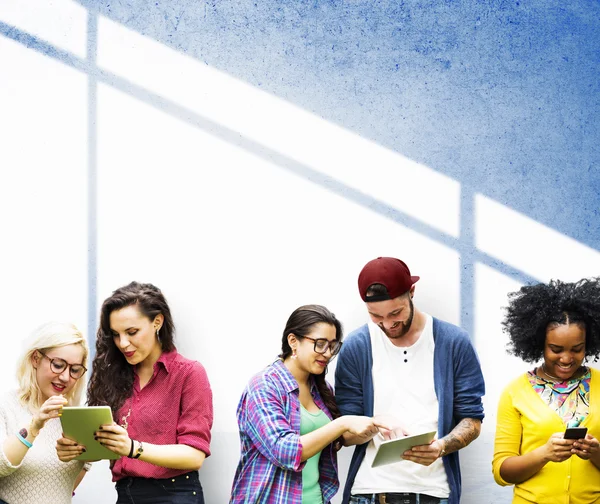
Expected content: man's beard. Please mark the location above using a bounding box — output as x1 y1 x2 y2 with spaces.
380 298 414 339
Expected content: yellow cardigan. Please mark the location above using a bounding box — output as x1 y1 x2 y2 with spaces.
492 368 600 504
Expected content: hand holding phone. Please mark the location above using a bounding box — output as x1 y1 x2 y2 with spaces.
564 427 588 440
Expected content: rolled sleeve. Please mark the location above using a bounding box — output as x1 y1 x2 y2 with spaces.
0 450 22 477
176 362 213 457
452 335 485 422
243 376 304 471
0 413 22 477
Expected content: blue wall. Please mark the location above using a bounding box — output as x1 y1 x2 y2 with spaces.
78 0 600 249
2 1 598 502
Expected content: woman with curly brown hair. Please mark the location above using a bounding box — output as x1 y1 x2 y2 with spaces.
492 278 600 503
58 282 213 503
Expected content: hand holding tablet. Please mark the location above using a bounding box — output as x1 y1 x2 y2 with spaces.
59 406 120 460
371 430 438 467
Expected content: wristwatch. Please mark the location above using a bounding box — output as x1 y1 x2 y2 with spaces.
133 440 144 459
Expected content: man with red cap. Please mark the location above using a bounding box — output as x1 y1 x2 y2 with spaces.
335 257 485 504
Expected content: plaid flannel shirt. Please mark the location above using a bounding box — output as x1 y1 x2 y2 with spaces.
230 359 339 503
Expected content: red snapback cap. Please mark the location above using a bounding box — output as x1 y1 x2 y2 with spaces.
358 257 420 302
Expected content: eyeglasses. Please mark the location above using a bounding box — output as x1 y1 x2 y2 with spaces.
38 351 87 379
302 336 342 357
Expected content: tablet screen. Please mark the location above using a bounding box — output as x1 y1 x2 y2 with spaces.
60 406 120 460
371 430 437 468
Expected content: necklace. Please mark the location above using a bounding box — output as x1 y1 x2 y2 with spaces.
120 398 132 431
541 364 561 382
541 363 586 383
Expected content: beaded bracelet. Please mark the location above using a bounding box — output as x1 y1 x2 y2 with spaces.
16 431 32 448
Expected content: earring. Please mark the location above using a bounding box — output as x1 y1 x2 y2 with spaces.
292 348 297 359
156 328 161 342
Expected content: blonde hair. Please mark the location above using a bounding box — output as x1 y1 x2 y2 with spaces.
17 322 89 410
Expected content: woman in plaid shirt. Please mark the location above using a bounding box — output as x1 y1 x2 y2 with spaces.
230 305 380 504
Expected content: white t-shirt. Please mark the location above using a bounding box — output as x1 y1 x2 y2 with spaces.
351 314 450 497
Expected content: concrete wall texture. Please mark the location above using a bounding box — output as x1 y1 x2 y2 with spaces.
1 1 598 502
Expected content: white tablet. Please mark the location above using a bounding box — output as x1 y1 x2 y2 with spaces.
60 406 120 460
371 430 437 468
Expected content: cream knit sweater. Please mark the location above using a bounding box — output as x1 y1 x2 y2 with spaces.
0 391 86 504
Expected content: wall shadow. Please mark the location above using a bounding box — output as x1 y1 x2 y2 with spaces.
75 0 600 252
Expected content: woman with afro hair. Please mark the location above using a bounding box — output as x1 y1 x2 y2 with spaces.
492 277 600 503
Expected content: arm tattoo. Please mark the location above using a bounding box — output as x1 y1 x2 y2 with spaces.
19 428 28 438
441 418 481 455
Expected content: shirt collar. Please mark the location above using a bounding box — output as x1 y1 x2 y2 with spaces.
155 349 177 374
271 358 317 394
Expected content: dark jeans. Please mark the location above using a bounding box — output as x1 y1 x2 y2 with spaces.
115 471 204 504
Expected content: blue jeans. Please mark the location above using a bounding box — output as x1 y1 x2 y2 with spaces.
349 495 448 504
115 471 204 504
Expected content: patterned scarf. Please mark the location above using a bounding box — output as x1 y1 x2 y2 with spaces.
527 367 590 427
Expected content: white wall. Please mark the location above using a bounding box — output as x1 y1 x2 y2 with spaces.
1 3 599 503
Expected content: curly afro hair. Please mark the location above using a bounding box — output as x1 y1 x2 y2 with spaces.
502 278 600 363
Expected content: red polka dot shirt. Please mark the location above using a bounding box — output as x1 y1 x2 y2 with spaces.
111 350 213 481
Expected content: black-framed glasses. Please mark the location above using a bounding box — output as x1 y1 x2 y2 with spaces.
302 336 342 357
38 351 87 379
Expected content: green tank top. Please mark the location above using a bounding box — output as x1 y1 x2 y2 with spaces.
300 405 330 504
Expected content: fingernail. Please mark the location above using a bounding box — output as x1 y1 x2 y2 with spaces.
98 426 103 430
94 436 98 440
82 448 86 452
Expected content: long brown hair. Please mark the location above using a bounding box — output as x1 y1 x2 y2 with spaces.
87 282 176 415
280 304 342 419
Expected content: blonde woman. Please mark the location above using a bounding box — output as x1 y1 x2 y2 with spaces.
0 322 90 504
